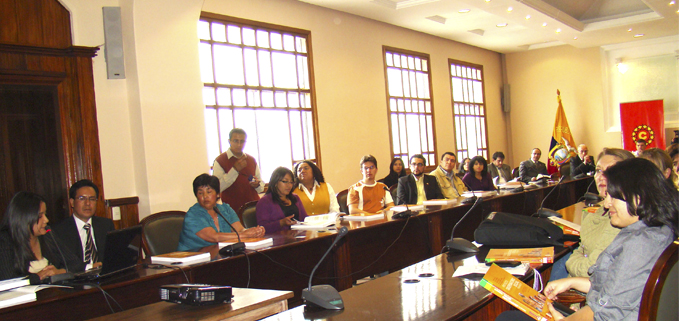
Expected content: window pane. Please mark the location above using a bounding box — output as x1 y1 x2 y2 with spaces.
391 114 400 154
258 50 273 87
217 108 233 151
257 30 269 48
202 87 216 105
288 92 300 107
216 88 231 106
232 89 246 106
270 32 282 50
199 43 214 83
283 34 295 52
198 21 210 40
262 90 274 107
213 44 244 85
387 68 403 97
272 52 298 89
290 110 304 160
242 28 256 46
204 108 219 166
211 22 226 42
227 25 241 44
247 89 261 107
303 111 315 159
255 109 292 180
244 48 259 86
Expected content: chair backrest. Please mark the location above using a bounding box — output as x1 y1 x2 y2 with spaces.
639 239 678 321
559 163 571 178
140 211 186 257
238 201 259 228
512 167 519 178
389 184 398 203
337 189 348 214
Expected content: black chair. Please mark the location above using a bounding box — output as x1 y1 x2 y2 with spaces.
337 189 348 214
389 184 398 204
140 211 186 257
639 239 678 321
511 167 519 179
559 163 571 179
238 201 258 228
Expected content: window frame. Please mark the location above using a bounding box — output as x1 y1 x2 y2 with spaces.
199 12 322 175
382 46 438 168
448 58 489 161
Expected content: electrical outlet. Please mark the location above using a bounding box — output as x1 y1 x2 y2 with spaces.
112 207 121 220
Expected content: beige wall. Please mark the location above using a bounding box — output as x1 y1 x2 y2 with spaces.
505 46 622 168
64 0 506 219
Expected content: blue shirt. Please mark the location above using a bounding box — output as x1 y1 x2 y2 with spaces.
177 203 240 251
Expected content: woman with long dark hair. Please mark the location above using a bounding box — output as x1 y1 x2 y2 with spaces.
0 192 84 281
293 160 340 215
461 156 495 191
256 167 308 233
378 158 406 188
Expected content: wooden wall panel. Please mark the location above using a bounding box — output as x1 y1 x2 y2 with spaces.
0 0 71 48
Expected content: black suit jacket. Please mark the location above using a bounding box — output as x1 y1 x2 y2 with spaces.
52 215 115 263
396 175 444 205
518 159 548 183
570 155 595 177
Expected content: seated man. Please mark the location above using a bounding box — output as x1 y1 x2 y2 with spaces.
429 152 467 199
488 151 512 185
570 144 595 177
348 155 394 214
633 138 647 157
518 148 548 183
397 154 444 205
52 179 115 270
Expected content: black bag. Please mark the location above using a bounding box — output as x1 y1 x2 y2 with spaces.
474 212 564 247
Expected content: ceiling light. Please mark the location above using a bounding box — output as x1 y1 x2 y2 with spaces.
556 28 561 33
497 23 508 27
542 22 547 27
634 34 645 37
670 1 675 5
485 0 491 2
525 15 531 20
627 28 633 32
459 9 471 13
573 37 578 40
507 7 513 12
616 58 628 74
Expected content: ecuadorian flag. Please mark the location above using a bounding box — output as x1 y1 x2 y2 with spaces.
547 90 576 174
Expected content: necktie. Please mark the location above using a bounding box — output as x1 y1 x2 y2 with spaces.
84 223 98 264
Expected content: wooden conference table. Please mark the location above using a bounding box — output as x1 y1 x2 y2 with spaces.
0 177 592 320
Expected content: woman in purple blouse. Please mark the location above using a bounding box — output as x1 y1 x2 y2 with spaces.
256 167 308 233
462 156 495 191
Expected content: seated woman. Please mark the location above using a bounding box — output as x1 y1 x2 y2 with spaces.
498 158 678 321
177 174 265 251
378 158 406 188
293 161 340 216
256 167 308 233
640 147 678 189
457 158 471 178
462 156 495 191
0 192 84 281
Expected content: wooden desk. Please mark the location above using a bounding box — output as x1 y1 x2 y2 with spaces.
0 177 592 320
89 288 293 321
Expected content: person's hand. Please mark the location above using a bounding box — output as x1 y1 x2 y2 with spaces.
531 177 538 181
92 262 103 269
547 303 565 320
544 279 572 300
36 265 58 280
242 226 266 238
249 178 260 188
279 215 296 227
233 157 247 172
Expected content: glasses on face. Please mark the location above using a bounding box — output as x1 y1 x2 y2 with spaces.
362 166 375 171
411 163 425 167
77 196 97 202
280 180 295 185
595 169 605 176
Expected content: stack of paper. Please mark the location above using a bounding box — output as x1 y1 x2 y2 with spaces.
342 213 385 221
461 191 497 198
219 237 273 250
423 199 457 206
151 252 211 265
0 287 36 309
390 204 424 212
0 277 30 292
452 262 530 278
485 247 554 264
291 213 339 230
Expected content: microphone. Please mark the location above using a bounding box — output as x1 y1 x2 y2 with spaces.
214 207 246 256
41 225 74 284
388 185 413 219
460 180 477 204
445 196 483 253
581 178 602 206
533 175 566 218
302 226 349 310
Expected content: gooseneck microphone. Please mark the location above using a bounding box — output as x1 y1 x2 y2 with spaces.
214 207 245 255
533 175 566 218
581 178 602 206
388 185 412 219
460 180 477 204
445 196 483 253
40 225 75 284
302 226 349 310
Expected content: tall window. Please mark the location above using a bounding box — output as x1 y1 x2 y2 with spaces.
198 14 319 181
383 47 437 166
449 59 488 161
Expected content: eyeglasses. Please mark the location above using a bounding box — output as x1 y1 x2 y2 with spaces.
595 169 605 176
411 163 425 167
77 196 97 202
280 180 295 185
362 166 376 171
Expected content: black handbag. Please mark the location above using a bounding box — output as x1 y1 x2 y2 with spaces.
474 212 564 247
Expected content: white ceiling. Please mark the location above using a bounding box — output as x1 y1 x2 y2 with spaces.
298 0 679 53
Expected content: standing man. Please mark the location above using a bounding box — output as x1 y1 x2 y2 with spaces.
213 128 264 213
571 144 595 176
488 151 512 184
348 155 394 214
52 179 115 269
519 148 548 182
397 154 444 205
634 139 647 157
429 152 467 199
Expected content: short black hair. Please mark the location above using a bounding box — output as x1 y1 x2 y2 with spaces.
229 128 247 140
294 160 325 184
636 139 647 144
360 155 378 168
469 156 489 177
441 152 456 161
192 174 220 197
410 154 426 166
69 179 99 200
492 151 505 160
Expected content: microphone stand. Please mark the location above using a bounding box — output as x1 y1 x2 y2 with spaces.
388 185 412 219
214 207 246 255
302 226 349 310
446 196 483 253
41 225 75 284
534 175 566 218
581 178 602 206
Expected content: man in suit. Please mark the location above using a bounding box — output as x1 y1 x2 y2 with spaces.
429 152 467 199
571 144 595 177
397 154 444 205
519 148 548 183
488 151 512 184
52 179 115 270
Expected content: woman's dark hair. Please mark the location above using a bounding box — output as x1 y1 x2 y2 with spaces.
459 158 471 174
385 158 406 178
469 156 488 177
266 167 296 205
192 174 220 197
1 192 46 275
605 158 679 236
294 160 325 186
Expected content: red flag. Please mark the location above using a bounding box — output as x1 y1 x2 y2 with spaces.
620 100 665 151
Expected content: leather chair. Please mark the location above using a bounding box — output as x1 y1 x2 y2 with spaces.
140 211 186 257
559 163 571 179
337 189 348 214
238 201 259 228
639 239 678 321
389 184 398 203
511 167 519 179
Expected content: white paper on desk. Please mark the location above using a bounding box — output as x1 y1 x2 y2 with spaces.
452 263 530 278
390 204 425 212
